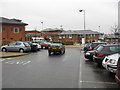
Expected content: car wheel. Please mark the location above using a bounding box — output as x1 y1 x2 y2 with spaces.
59 51 62 55
19 49 24 53
49 51 51 56
2 48 7 52
63 50 65 54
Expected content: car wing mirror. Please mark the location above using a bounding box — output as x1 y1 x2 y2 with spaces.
7 44 9 46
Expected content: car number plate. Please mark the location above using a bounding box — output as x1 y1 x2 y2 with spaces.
52 48 57 49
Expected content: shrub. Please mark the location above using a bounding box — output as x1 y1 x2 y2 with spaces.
2 39 14 46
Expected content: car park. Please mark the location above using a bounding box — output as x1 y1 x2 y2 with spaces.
48 43 65 56
102 53 120 73
115 57 120 87
39 42 51 49
1 41 31 53
93 44 120 66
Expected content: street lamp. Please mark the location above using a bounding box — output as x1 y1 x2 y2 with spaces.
79 10 86 44
41 22 43 30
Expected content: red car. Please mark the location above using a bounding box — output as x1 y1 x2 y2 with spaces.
115 57 120 87
39 42 51 49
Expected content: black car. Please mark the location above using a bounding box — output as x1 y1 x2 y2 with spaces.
27 42 38 52
88 42 107 51
84 44 106 60
48 43 65 56
93 44 120 66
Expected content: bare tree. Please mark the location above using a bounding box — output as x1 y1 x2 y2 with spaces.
111 23 118 34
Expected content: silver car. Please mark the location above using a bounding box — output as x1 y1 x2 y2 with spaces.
1 41 31 53
102 53 120 73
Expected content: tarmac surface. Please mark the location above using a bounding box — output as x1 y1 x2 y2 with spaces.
0 45 84 58
2 48 118 88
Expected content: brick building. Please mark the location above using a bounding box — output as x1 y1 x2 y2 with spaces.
0 17 28 41
41 28 63 41
25 30 45 41
58 30 103 43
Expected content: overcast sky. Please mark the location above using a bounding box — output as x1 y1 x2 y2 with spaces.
1 0 119 34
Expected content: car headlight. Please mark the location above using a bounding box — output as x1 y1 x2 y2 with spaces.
108 59 116 65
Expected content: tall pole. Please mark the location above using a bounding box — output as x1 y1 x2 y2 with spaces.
79 10 86 44
41 22 43 30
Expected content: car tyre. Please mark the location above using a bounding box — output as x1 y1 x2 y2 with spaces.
2 48 7 52
63 50 65 54
49 51 51 56
19 49 24 53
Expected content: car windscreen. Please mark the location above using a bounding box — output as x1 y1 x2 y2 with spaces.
50 45 61 48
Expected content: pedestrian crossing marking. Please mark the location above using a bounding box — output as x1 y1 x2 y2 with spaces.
4 60 31 65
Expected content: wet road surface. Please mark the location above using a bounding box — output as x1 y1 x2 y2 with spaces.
2 48 117 88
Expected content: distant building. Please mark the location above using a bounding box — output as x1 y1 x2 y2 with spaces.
41 28 63 41
0 17 28 41
104 34 120 43
25 30 45 41
58 30 103 43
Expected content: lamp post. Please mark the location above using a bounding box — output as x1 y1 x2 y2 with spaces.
79 10 86 44
41 22 43 30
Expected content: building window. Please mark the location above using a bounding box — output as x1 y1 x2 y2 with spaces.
2 28 6 31
69 35 72 38
19 28 22 32
91 34 93 37
10 28 13 31
59 36 62 39
3 38 5 39
14 28 19 33
10 38 13 40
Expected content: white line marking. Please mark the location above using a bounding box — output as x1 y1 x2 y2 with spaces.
80 80 116 85
22 61 31 65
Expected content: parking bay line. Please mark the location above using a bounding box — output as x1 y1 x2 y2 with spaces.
80 80 117 85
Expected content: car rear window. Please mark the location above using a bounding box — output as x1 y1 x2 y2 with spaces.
24 42 30 46
109 46 120 53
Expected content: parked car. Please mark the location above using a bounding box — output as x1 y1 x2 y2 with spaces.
27 42 38 52
1 41 31 53
32 42 41 51
115 57 120 87
48 43 65 56
84 42 107 53
39 42 51 49
84 44 104 60
93 44 120 66
102 53 120 73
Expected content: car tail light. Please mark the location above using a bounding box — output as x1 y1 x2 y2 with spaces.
48 47 51 49
97 53 104 56
58 48 61 49
24 45 27 47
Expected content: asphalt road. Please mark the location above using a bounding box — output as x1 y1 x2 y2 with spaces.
2 48 118 88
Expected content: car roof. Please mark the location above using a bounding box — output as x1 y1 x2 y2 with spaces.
91 42 107 44
50 43 62 46
100 44 120 47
